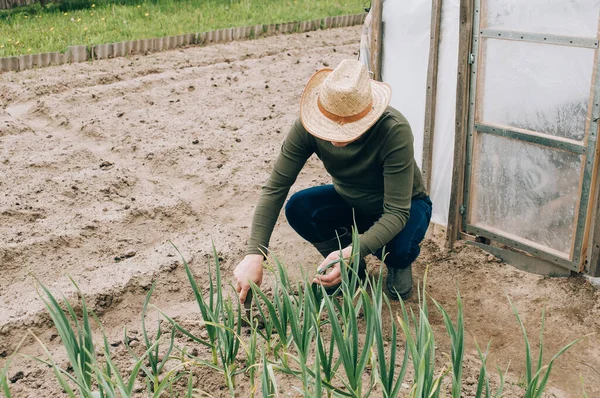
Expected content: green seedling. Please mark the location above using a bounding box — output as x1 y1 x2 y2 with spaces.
34 276 99 397
260 348 278 398
368 266 409 398
508 296 589 398
0 337 26 398
171 241 221 365
246 318 260 397
124 280 176 394
323 285 374 397
168 242 243 396
396 272 447 398
431 291 464 398
282 279 317 395
248 255 296 362
474 340 507 398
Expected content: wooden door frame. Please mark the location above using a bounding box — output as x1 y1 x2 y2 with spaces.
446 0 600 275
446 0 474 249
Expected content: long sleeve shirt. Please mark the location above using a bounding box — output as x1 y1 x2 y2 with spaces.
247 106 427 258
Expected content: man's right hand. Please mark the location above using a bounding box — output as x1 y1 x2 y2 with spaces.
233 254 264 304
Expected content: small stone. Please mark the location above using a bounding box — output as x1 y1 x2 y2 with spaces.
129 339 139 347
486 254 496 262
192 139 199 144
9 371 24 383
200 330 209 340
133 380 144 393
123 251 136 258
99 161 114 169
117 112 125 118
235 138 241 143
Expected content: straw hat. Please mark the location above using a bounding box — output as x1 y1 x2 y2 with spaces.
300 59 392 143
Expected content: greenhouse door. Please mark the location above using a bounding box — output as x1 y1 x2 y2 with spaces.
461 0 600 272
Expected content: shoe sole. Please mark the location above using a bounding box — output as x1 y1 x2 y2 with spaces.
387 286 413 301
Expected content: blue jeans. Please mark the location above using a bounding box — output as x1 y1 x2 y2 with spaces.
285 185 432 269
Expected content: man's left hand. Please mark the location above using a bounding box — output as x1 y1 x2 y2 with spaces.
313 245 353 287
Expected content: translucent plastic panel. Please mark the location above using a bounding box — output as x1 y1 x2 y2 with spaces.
382 0 432 167
471 133 582 255
484 0 600 37
479 39 594 141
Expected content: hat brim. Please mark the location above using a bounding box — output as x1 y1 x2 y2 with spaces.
300 69 392 143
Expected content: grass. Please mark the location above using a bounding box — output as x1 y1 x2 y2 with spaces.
0 0 366 57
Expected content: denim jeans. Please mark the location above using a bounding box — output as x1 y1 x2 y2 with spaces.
285 185 432 269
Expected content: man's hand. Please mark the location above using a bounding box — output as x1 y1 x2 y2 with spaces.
234 254 264 304
313 246 353 287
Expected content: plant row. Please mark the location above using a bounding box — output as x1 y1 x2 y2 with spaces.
0 233 586 397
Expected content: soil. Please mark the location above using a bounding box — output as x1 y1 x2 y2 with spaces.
1 25 599 397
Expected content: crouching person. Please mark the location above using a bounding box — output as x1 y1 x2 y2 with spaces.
233 59 432 303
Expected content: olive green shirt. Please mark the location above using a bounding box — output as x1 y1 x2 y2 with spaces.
247 106 427 258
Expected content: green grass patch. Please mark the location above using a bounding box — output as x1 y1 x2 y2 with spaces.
0 0 366 57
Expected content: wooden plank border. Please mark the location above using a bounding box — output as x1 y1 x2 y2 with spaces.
446 0 475 249
0 13 367 73
422 0 443 191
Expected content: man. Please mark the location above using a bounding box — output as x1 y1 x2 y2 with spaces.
233 59 431 303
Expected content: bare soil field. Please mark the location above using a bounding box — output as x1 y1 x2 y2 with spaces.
1 26 599 397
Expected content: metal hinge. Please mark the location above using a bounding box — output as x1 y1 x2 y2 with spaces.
460 205 467 215
468 53 475 64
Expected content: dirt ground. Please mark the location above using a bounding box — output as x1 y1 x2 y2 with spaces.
1 25 600 397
